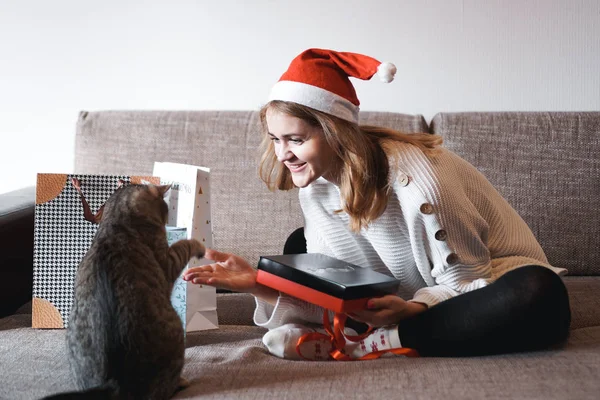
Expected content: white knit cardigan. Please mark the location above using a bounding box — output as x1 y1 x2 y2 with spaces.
254 144 567 330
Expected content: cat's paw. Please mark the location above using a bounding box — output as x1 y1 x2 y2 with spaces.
191 239 206 259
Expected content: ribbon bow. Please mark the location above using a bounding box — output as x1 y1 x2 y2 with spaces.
296 310 419 361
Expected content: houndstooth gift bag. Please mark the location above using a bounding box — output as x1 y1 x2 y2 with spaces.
32 174 159 328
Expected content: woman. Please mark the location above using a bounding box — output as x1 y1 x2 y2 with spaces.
183 48 571 359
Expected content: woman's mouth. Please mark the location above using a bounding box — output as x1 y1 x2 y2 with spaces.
287 163 307 172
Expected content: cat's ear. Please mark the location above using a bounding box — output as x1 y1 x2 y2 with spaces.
156 184 172 198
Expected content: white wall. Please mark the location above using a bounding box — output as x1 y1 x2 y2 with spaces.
1 0 599 195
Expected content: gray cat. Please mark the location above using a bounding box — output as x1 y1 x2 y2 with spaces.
43 183 205 400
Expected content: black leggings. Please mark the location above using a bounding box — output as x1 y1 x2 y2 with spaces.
284 228 572 357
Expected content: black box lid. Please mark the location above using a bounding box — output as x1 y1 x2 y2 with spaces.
257 253 399 300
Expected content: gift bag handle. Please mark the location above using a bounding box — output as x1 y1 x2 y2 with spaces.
71 177 125 224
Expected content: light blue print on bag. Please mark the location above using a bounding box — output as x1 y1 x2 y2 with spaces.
167 227 188 331
171 276 187 330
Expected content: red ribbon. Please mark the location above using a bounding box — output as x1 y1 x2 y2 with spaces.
296 310 419 361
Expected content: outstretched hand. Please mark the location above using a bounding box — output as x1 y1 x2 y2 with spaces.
182 248 258 293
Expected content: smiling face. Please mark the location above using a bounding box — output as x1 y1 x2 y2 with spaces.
265 107 340 188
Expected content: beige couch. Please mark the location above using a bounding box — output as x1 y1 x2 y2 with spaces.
1 110 599 399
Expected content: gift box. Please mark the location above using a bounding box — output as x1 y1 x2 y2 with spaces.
256 253 400 313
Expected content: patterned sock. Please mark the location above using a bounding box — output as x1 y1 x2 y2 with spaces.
262 323 402 361
262 323 333 361
343 326 402 359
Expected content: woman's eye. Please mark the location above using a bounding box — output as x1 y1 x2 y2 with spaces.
270 137 280 142
290 138 303 144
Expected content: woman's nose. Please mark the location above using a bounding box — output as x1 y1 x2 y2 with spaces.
276 143 293 162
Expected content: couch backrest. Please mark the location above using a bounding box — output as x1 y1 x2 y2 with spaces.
74 111 428 267
431 112 600 276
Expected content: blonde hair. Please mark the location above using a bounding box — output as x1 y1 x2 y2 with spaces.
258 101 443 232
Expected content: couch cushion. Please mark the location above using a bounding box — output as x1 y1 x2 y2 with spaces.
430 112 600 275
216 292 256 326
4 275 598 399
1 312 599 400
74 111 428 267
564 276 600 330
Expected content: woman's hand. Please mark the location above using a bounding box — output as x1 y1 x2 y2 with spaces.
183 248 258 292
348 295 428 327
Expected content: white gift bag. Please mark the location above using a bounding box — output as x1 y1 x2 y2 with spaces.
153 162 218 332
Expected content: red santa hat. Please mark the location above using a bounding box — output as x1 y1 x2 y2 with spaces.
267 48 397 123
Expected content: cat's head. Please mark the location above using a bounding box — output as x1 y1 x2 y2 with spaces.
102 183 171 226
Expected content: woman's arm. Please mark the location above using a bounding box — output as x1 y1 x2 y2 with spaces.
248 282 279 305
183 248 327 328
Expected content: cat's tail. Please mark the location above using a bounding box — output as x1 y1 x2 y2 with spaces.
39 381 119 400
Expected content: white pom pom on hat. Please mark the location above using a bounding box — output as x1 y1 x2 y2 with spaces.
377 62 397 83
268 48 397 123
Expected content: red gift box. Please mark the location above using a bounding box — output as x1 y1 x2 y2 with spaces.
256 253 400 313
